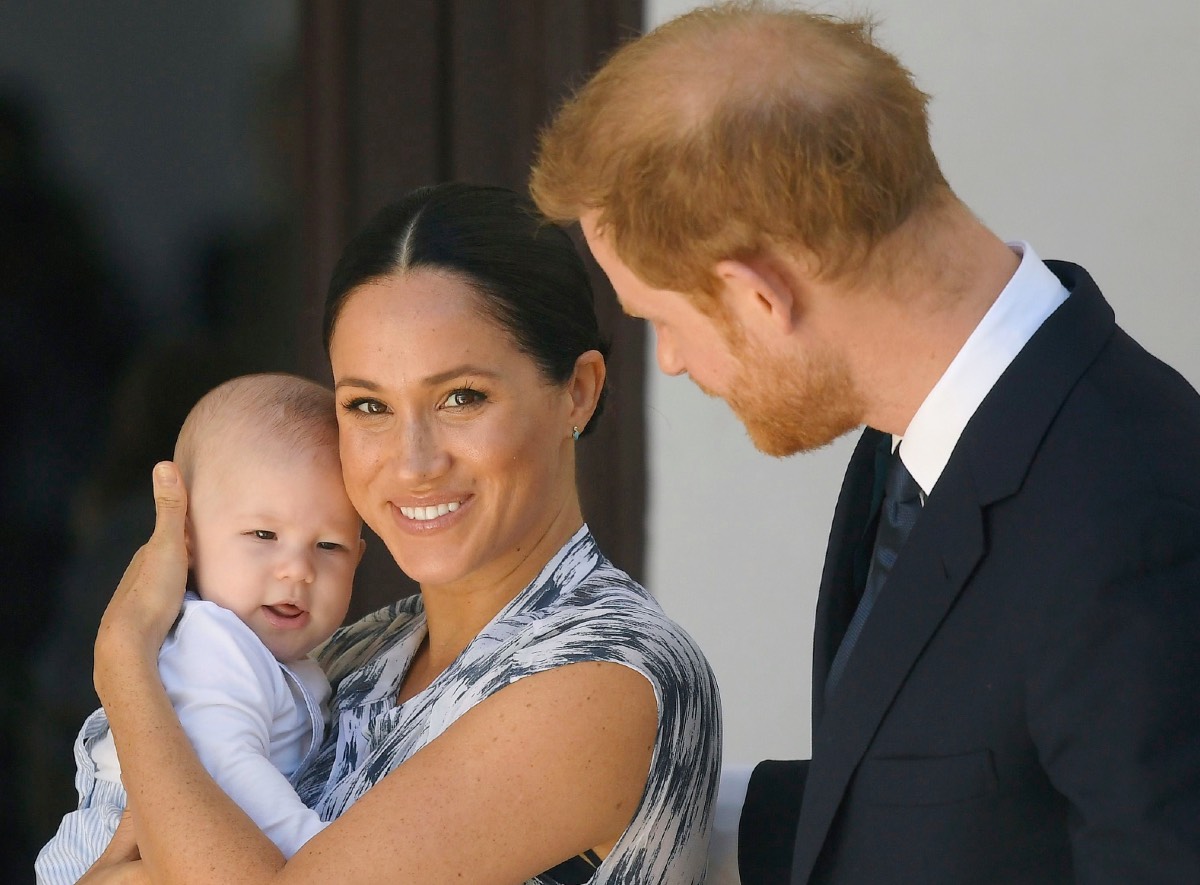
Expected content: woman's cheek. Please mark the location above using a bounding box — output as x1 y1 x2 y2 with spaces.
338 432 377 502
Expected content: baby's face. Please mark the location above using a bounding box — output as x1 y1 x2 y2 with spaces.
186 444 362 662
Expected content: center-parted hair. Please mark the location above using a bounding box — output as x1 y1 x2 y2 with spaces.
322 182 609 435
530 1 949 296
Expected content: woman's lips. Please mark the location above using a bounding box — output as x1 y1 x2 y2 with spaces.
399 500 462 521
390 496 470 533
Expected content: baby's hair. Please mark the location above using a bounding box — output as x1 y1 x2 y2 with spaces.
174 373 339 486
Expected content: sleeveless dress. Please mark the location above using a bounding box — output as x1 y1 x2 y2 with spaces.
293 527 721 884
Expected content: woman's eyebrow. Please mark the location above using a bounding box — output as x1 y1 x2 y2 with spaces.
334 366 501 392
333 377 380 391
423 365 500 386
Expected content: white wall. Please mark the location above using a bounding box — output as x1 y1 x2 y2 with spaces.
643 0 1200 765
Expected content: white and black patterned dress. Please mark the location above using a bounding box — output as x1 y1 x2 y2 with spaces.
293 527 721 884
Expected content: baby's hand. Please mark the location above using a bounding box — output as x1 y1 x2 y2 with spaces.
95 462 189 697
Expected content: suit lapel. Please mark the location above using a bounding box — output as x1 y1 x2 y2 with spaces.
793 459 987 879
791 262 1117 882
811 428 889 725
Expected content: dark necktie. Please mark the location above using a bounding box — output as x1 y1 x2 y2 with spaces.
825 448 923 699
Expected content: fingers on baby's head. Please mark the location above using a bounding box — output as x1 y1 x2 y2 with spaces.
149 461 188 549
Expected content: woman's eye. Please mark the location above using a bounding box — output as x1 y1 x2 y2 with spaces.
345 398 388 415
442 388 485 408
253 530 277 541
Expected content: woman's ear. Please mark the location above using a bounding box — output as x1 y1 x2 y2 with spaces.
714 254 802 334
566 349 607 434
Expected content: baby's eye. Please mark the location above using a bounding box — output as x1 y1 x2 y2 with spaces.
442 388 485 409
253 530 277 541
316 541 345 551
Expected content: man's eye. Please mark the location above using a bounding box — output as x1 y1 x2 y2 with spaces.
253 530 277 541
442 388 485 408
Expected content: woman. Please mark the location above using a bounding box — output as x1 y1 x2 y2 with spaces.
85 183 721 884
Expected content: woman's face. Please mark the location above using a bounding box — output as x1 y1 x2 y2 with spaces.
328 270 583 597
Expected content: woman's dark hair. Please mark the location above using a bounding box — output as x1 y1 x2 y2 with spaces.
323 183 609 435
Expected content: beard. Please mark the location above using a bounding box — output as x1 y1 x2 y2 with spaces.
714 332 865 457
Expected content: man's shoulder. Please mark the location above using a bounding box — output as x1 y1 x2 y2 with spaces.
965 262 1200 485
1039 259 1196 420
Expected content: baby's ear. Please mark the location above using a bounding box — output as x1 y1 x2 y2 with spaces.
356 537 367 566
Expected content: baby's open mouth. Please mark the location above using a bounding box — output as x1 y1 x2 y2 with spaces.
266 603 304 619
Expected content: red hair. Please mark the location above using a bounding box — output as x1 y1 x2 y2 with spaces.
531 1 949 297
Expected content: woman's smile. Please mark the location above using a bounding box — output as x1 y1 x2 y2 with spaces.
398 500 463 521
389 496 472 533
329 268 580 598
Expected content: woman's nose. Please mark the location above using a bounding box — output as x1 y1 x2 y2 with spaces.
393 418 451 483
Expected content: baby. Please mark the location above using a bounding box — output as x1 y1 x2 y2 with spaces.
36 373 364 884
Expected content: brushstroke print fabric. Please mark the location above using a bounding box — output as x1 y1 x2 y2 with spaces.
294 526 721 883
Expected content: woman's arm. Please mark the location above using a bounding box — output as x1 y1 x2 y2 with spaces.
292 661 656 882
94 464 286 880
97 465 658 884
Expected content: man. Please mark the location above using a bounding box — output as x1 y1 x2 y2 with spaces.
531 3 1200 883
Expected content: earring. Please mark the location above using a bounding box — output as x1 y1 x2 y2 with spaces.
572 425 581 441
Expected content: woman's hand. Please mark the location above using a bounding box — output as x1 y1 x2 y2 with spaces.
94 462 190 704
78 811 148 884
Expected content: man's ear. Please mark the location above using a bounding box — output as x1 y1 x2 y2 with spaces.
714 255 801 334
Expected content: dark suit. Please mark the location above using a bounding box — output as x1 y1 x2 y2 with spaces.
740 262 1200 883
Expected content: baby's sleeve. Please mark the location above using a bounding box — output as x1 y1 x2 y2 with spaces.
159 602 328 856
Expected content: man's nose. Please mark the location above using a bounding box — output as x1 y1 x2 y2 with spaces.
654 329 685 376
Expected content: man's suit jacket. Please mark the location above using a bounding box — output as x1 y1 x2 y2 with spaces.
739 262 1200 884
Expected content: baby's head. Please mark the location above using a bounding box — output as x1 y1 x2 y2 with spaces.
174 373 364 663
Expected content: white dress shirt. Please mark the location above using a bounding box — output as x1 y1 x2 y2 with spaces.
899 242 1069 493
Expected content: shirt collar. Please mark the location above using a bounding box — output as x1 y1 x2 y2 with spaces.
897 242 1069 496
